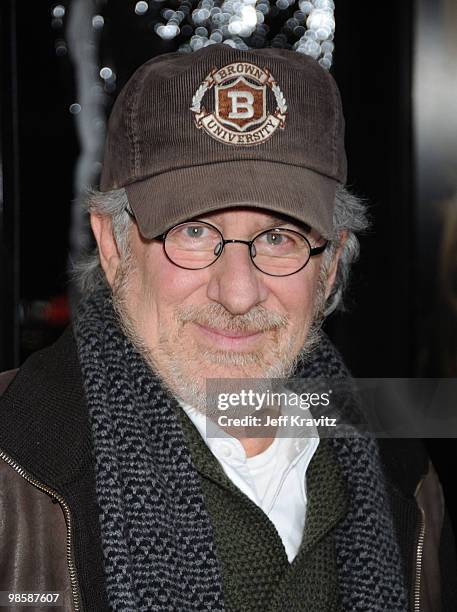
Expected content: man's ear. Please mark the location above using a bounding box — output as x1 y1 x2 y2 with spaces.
90 213 120 288
324 230 348 300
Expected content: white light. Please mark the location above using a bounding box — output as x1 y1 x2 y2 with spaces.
195 26 208 36
176 0 336 50
100 67 113 80
92 15 104 29
319 56 332 70
69 103 81 114
52 5 65 18
135 1 149 15
298 1 313 15
315 0 334 9
321 40 334 54
210 31 223 42
190 36 205 50
228 19 242 35
306 9 335 34
193 8 210 23
315 26 331 40
240 5 257 29
257 3 269 15
157 24 180 39
302 38 321 59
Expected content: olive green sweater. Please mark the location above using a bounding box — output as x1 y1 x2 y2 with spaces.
179 411 349 612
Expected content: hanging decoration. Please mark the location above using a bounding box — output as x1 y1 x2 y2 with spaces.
50 0 336 109
154 0 335 69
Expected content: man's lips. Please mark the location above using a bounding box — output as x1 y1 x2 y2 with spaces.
193 322 265 350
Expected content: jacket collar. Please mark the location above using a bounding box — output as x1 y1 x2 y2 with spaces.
0 326 92 488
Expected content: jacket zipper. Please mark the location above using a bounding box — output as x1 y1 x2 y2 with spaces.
413 505 425 612
0 450 81 611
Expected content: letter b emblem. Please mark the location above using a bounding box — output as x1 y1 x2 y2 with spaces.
227 91 254 119
216 76 266 131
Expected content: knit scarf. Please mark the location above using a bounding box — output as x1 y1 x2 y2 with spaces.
74 287 409 611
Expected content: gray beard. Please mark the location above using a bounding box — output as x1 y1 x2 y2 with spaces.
111 258 327 415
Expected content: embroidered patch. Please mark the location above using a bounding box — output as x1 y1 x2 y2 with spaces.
190 61 287 146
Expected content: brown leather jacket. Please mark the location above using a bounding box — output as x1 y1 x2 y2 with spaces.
0 331 456 612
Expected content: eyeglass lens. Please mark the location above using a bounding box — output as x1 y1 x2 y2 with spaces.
163 222 312 276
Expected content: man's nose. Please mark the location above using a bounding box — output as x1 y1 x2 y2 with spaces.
206 242 268 315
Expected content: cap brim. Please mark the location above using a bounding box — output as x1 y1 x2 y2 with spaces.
125 160 337 239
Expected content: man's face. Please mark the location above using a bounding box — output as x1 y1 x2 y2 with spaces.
96 207 338 411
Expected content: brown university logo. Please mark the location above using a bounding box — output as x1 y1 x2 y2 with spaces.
190 61 287 146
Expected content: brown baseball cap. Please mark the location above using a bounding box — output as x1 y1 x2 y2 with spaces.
100 44 346 239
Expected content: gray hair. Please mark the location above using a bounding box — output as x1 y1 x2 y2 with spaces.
322 185 370 315
73 185 369 315
71 188 132 295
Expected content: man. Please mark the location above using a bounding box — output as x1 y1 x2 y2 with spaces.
0 45 455 612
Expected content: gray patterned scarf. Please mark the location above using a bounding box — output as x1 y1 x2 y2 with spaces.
74 287 408 611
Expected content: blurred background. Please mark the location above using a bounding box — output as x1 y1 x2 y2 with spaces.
1 0 456 531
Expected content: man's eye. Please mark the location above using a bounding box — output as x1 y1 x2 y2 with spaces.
184 226 208 238
259 231 296 247
265 232 287 245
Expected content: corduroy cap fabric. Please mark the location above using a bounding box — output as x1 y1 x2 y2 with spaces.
100 44 347 238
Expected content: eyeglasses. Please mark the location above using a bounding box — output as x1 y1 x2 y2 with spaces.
151 220 328 277
125 207 327 276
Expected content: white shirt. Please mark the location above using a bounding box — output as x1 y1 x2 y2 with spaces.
180 402 319 562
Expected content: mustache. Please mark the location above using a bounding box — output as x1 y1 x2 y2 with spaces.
175 304 289 333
